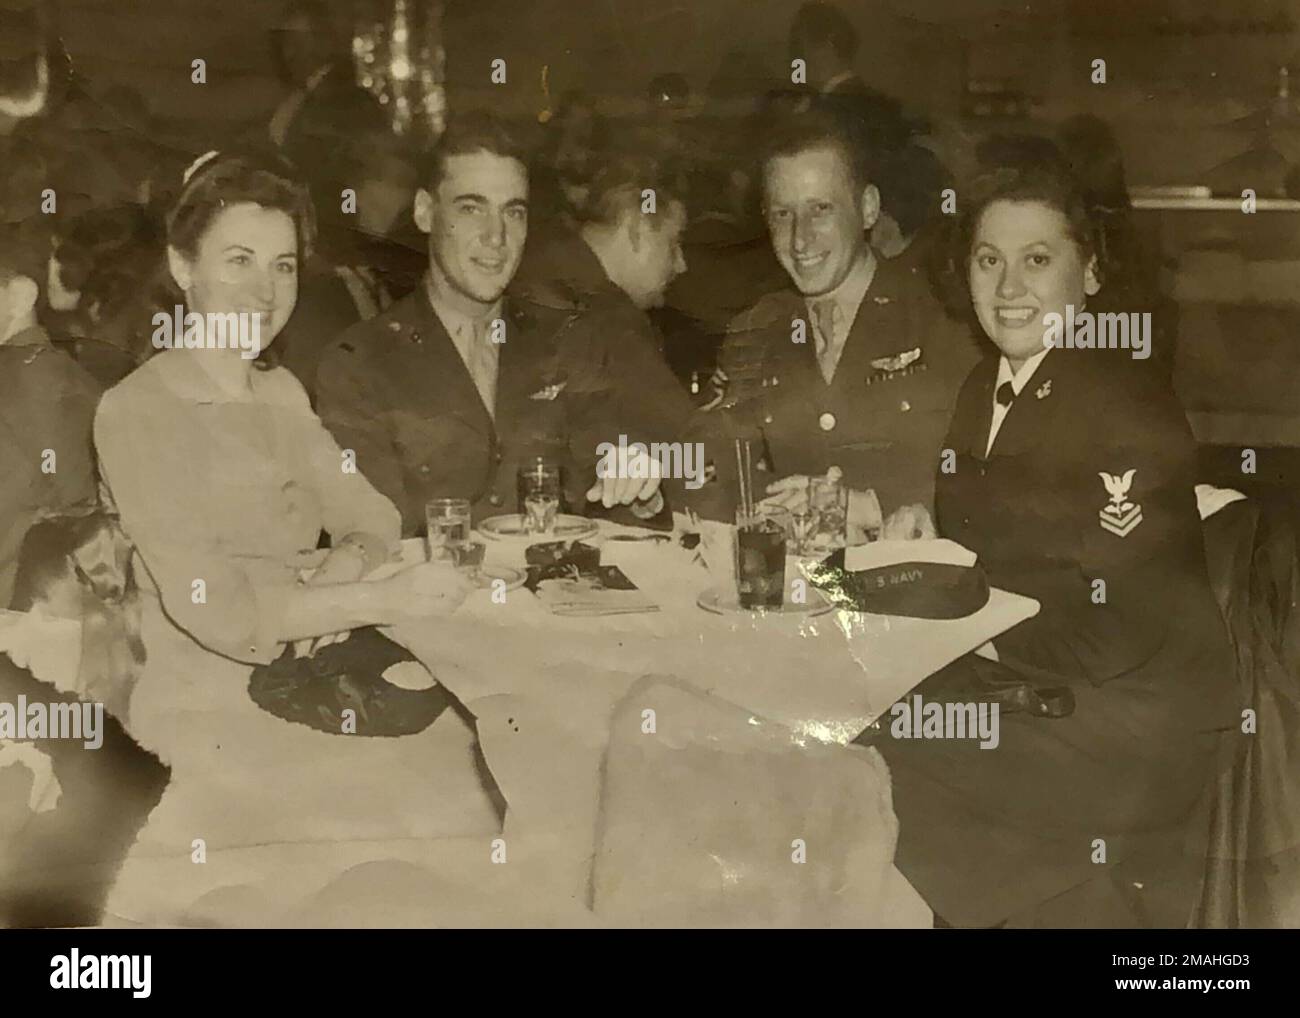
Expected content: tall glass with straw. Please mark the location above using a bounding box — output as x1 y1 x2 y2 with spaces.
733 439 785 608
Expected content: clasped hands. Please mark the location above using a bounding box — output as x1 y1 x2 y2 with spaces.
760 471 936 542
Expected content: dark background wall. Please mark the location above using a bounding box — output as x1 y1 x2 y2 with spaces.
57 0 1300 187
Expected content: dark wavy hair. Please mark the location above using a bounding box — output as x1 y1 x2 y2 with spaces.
941 148 1108 319
158 150 316 369
165 150 317 263
422 111 529 195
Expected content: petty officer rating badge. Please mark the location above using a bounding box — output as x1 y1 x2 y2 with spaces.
1098 468 1143 537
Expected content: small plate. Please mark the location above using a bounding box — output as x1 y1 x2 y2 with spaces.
473 564 526 592
478 514 599 542
696 586 835 617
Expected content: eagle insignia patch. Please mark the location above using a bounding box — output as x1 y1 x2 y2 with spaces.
1098 469 1143 537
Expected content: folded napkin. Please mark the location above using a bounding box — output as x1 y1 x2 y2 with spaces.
525 541 659 617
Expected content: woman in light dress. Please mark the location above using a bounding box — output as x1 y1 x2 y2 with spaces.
93 153 503 925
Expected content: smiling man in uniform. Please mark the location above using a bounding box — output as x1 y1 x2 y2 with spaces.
315 113 663 535
708 114 980 528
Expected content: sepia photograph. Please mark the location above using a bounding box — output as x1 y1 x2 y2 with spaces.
1 0 1298 983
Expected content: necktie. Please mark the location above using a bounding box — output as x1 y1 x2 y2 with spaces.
996 381 1015 407
810 299 842 383
467 321 499 418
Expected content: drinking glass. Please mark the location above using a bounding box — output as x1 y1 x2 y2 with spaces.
450 539 486 582
735 506 786 609
517 457 561 534
807 475 847 554
425 497 471 561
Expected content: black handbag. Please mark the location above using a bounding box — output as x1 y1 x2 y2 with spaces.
247 626 453 737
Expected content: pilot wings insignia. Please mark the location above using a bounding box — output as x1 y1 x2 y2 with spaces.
528 380 568 401
1098 468 1143 537
866 346 924 385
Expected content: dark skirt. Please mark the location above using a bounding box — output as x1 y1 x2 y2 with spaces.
872 652 1234 927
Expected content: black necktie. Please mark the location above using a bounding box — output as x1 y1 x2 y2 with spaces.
996 381 1015 408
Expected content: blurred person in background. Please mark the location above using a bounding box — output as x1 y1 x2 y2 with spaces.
0 226 101 614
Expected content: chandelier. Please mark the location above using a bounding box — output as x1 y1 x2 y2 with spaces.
352 0 446 141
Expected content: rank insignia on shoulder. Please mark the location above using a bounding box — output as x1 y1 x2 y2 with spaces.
529 380 567 401
1035 378 1052 399
1098 468 1143 537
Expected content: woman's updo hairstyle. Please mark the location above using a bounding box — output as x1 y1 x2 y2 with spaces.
164 149 317 264
933 138 1109 324
954 141 1107 295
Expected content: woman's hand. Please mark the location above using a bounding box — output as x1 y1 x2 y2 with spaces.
377 560 475 621
291 543 371 657
880 504 937 541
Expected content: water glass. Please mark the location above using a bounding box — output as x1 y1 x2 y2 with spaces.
517 457 561 534
425 497 471 561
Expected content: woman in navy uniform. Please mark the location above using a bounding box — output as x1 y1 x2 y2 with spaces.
873 159 1240 927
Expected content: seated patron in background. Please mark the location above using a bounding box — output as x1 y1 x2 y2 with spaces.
93 151 470 763
710 114 981 524
870 160 1239 927
0 229 101 610
315 113 664 536
514 152 707 520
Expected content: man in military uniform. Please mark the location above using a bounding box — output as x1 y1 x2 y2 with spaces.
514 151 723 520
707 113 980 525
315 113 662 536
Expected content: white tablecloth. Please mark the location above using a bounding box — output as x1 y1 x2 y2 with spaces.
101 527 1037 927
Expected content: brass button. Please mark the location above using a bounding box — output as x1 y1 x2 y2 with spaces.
488 493 503 507
419 464 430 473
900 400 911 412
763 414 774 425
818 412 836 431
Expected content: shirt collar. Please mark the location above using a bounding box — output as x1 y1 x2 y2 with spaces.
423 272 502 347
996 345 1052 397
804 249 876 328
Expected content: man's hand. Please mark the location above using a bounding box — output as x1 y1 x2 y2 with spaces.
586 445 664 508
759 474 812 513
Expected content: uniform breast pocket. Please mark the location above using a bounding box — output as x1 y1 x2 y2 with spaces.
392 411 487 469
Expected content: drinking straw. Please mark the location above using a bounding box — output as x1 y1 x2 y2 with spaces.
743 440 754 518
734 438 749 521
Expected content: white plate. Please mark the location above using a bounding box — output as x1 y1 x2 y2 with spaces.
478 514 599 543
696 586 834 617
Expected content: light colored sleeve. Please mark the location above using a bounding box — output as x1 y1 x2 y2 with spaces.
280 370 401 570
94 383 289 665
